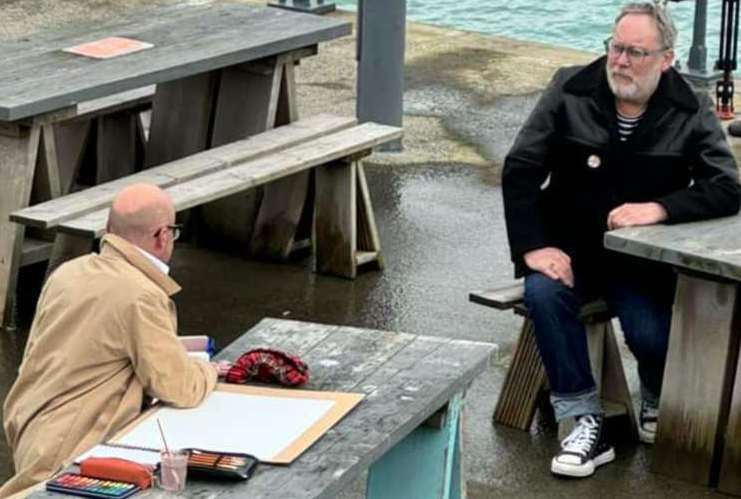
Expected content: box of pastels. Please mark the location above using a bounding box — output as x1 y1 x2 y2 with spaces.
186 449 258 480
46 473 141 498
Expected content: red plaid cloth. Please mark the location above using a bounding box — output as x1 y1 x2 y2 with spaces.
225 348 309 387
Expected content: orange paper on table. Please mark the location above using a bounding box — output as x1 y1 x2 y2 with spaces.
63 37 153 59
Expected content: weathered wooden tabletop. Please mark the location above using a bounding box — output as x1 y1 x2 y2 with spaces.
604 214 741 281
31 318 494 498
0 3 350 121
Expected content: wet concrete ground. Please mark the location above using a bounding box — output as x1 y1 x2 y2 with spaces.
1 0 739 497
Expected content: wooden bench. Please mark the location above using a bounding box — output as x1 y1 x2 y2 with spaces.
11 114 401 282
470 281 637 439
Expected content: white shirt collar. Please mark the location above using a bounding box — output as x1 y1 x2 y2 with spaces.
135 247 170 275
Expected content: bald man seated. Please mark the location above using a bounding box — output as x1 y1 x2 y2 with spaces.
1 184 220 497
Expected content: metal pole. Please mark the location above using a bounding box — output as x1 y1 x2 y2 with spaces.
678 0 721 87
687 0 708 72
357 0 406 151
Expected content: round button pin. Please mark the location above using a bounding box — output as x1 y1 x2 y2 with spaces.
587 154 601 169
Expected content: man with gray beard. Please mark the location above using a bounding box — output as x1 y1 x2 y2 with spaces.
502 2 740 478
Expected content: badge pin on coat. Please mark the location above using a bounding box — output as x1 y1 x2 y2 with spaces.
587 154 601 169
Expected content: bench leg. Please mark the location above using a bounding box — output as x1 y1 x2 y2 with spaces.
601 320 638 440
0 123 41 330
356 163 383 270
495 315 635 439
493 318 546 430
366 393 463 499
314 159 357 278
653 272 739 486
313 160 383 279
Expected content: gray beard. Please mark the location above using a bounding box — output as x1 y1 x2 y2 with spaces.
605 65 661 106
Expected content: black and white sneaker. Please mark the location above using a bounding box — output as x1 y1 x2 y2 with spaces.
639 402 658 444
551 414 615 478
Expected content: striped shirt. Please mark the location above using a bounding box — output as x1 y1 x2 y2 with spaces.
617 111 643 141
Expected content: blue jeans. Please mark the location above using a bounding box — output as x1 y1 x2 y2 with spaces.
523 266 675 421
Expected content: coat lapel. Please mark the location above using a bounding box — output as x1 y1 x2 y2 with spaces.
99 234 181 296
563 55 699 149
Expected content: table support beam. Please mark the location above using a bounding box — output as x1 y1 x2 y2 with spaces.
249 56 310 259
96 111 141 183
653 272 740 486
366 393 463 499
196 57 285 249
0 123 41 330
145 72 218 167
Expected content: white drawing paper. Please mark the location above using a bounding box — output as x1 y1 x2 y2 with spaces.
114 391 336 461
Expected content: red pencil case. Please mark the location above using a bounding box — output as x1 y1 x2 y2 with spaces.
79 457 154 489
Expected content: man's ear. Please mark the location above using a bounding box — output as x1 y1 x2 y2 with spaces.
153 229 166 251
660 49 675 72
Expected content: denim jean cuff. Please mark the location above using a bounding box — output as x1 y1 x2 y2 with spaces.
550 388 602 422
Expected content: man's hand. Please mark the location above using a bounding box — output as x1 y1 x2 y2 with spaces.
607 202 667 230
523 247 574 287
211 360 232 377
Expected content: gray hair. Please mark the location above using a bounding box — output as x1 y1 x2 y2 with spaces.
615 2 677 50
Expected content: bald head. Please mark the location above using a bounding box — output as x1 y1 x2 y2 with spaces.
106 184 176 260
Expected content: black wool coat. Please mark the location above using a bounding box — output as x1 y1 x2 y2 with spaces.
502 56 741 279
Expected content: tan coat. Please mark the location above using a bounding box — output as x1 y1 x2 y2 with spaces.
0 235 217 497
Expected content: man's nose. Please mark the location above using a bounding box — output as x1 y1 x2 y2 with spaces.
615 49 631 66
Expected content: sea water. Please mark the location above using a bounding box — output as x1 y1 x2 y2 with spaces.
336 0 726 69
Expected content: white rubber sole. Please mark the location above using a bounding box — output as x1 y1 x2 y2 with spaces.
638 426 656 444
550 447 616 478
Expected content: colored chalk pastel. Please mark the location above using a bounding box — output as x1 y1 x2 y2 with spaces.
186 449 258 481
47 472 141 498
190 458 218 465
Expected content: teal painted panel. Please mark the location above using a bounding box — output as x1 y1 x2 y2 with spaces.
366 394 462 499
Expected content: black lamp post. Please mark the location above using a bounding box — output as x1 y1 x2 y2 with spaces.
670 0 722 88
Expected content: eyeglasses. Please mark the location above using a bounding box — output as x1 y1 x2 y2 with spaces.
154 224 182 241
604 37 667 64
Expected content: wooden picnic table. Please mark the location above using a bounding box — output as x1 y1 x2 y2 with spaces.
30 318 495 498
604 215 741 495
0 4 351 328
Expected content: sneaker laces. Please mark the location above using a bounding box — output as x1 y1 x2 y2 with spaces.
560 415 600 457
641 404 658 421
